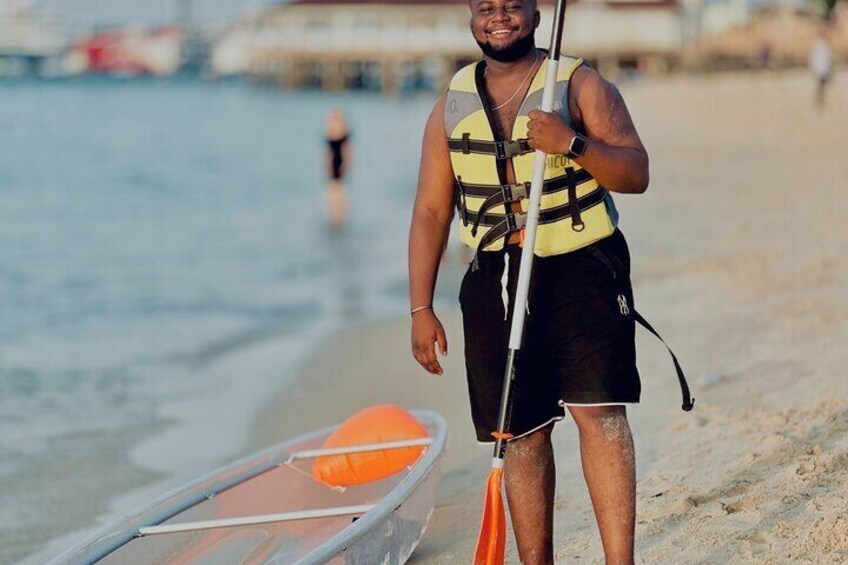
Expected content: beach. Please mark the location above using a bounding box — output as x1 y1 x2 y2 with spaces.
248 69 848 563
5 68 846 563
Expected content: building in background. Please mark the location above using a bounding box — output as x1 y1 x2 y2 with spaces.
2 0 843 83
0 2 66 77
211 0 686 90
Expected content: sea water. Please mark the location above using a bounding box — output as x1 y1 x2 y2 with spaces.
0 78 437 562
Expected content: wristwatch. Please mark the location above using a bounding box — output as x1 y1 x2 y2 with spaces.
566 133 588 159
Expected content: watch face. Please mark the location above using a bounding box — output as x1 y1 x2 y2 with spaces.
570 134 588 157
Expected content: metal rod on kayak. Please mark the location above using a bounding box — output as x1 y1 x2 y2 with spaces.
286 438 433 462
138 504 376 536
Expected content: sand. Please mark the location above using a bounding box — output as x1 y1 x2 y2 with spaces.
249 69 848 564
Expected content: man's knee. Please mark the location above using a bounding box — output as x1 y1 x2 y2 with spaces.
568 406 631 442
504 425 553 462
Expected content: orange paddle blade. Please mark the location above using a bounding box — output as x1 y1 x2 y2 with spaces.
474 466 506 565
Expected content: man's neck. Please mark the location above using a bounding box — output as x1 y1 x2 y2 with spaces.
484 48 540 78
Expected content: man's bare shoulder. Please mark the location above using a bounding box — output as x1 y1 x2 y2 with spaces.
569 65 618 112
427 93 448 128
423 93 449 145
569 65 642 147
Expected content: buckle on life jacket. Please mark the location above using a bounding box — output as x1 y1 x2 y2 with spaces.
455 168 593 199
466 186 606 230
502 181 529 203
470 182 529 237
505 211 527 232
448 137 532 159
495 139 524 160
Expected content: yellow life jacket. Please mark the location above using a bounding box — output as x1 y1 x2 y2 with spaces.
444 56 618 261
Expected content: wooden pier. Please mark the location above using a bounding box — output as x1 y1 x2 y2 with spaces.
216 0 686 91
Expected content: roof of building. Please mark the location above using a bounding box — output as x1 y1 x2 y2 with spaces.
286 0 677 9
291 0 476 6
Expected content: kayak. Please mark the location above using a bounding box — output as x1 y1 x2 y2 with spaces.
49 410 448 564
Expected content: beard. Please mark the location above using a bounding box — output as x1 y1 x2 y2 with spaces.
476 30 536 63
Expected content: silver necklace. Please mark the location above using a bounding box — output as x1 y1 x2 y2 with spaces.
486 51 540 112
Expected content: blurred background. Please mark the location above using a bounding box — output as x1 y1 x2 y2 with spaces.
1 0 846 83
1 0 845 563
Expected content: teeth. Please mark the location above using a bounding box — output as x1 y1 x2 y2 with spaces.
490 30 511 36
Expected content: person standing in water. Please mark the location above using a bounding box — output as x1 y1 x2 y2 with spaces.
325 109 352 232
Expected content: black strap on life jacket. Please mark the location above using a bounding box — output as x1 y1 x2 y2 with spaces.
460 185 607 232
448 135 534 160
460 169 597 239
464 186 607 271
471 212 526 271
565 167 585 232
456 176 469 226
583 244 695 412
458 167 593 199
471 182 528 237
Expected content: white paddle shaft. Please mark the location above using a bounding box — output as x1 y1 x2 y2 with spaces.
508 57 561 350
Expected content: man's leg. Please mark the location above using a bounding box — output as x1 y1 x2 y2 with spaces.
504 424 556 565
568 405 636 565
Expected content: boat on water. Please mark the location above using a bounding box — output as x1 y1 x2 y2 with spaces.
49 409 448 564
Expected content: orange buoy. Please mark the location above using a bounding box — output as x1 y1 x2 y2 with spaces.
312 405 428 487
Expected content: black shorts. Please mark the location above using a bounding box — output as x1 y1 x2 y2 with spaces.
459 230 641 443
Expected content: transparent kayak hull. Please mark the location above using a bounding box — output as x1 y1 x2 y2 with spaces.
50 410 448 565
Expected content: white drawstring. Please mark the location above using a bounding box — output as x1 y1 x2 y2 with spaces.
501 253 510 321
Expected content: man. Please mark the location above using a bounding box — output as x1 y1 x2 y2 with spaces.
409 0 651 563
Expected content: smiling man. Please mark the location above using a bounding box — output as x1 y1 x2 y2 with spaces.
408 1 654 563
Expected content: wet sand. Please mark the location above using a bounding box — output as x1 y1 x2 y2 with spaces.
249 69 848 563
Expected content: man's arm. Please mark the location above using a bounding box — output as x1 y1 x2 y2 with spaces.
526 66 649 194
408 94 456 376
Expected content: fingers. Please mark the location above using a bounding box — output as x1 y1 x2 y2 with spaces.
525 111 572 153
412 335 443 375
413 341 443 375
410 313 447 375
436 327 448 357
527 109 553 127
525 113 545 149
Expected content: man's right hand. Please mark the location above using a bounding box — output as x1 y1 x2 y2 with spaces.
411 310 448 376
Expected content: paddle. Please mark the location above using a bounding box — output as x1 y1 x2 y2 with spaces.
473 1 569 563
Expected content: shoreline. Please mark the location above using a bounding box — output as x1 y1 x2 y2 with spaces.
23 320 343 564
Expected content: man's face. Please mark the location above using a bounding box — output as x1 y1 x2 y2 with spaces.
469 0 539 62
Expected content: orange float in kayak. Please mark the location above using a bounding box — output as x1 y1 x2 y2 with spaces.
312 405 429 487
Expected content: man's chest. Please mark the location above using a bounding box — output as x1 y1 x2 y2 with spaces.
490 105 520 142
